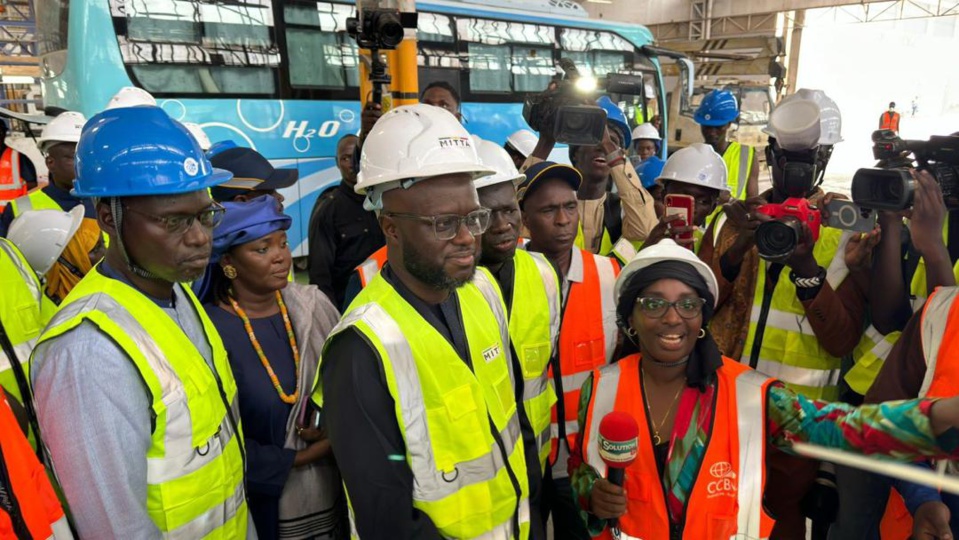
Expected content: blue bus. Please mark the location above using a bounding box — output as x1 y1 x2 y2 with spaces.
38 0 691 257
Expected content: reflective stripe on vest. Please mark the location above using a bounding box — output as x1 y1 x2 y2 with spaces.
846 325 900 396
37 272 248 538
918 286 959 398
742 228 851 400
582 355 774 539
356 246 387 288
723 142 754 201
327 268 530 538
549 249 619 477
9 189 61 217
0 148 25 199
0 238 43 406
509 249 561 472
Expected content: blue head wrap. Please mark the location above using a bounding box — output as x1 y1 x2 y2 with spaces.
211 195 292 263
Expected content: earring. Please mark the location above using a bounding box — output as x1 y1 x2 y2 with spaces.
223 265 238 279
698 328 706 339
625 327 637 338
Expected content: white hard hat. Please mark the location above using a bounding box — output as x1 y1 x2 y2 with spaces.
656 143 727 192
644 83 654 97
505 129 538 158
105 86 157 110
356 104 494 202
766 99 821 151
615 238 719 308
474 139 525 190
764 88 843 146
7 206 85 276
631 123 661 142
37 111 86 154
182 122 212 151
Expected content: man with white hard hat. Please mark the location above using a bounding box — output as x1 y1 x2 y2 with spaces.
641 143 728 252
0 111 90 237
505 129 539 170
704 89 871 539
475 137 560 539
312 104 532 538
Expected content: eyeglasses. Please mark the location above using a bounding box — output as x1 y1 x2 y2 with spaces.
124 202 226 235
384 208 491 240
635 297 706 319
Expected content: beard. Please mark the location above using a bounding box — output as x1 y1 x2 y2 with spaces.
402 236 474 291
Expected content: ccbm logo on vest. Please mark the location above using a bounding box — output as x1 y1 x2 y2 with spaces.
706 461 737 498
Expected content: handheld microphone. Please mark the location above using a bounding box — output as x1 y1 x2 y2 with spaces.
599 411 640 485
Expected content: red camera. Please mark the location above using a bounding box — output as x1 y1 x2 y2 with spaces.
754 197 822 262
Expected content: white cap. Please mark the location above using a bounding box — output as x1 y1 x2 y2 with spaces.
356 104 495 208
764 88 843 146
656 143 727 192
474 139 525 190
37 111 86 153
182 122 212 151
505 129 538 158
105 87 157 110
615 238 719 308
631 123 661 142
7 206 85 276
766 99 821 151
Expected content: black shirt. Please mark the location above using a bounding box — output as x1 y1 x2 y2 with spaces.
307 183 385 308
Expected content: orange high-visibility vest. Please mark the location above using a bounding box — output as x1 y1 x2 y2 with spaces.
581 354 776 540
548 248 619 476
355 246 388 288
0 148 26 206
0 388 71 539
880 111 901 133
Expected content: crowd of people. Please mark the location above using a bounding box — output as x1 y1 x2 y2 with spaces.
0 79 958 540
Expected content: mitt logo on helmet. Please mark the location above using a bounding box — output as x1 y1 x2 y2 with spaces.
438 136 472 149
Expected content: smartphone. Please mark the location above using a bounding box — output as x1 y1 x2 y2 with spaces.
664 194 696 247
825 199 877 233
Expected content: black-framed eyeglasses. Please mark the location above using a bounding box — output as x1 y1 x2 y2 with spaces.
124 201 226 235
384 208 491 240
635 297 706 319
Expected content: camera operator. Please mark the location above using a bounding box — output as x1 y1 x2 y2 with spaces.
523 88 658 258
701 90 869 540
358 81 462 142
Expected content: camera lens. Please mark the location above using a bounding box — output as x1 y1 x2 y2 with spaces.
374 12 404 48
755 218 801 262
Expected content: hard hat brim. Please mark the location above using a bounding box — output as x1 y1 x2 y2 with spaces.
73 168 234 198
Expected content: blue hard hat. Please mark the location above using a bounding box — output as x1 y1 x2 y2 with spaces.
73 107 232 197
207 139 239 158
694 90 739 127
636 155 665 189
597 96 632 148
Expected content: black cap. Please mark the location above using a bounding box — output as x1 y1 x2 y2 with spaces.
516 161 582 208
210 147 298 192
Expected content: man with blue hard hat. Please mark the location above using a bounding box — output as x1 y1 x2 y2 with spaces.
30 106 256 538
694 89 759 201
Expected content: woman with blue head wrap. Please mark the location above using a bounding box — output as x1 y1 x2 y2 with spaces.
203 195 346 539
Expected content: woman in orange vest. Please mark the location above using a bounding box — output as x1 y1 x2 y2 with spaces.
569 239 959 540
0 387 71 539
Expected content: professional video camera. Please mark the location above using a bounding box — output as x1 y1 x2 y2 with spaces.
522 59 644 146
347 1 417 107
754 197 822 263
851 130 959 210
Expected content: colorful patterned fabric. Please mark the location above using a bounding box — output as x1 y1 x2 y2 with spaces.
570 374 959 534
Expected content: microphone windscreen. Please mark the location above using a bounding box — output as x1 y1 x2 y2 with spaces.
598 411 639 469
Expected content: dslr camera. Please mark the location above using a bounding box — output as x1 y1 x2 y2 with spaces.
755 197 822 263
347 7 416 51
851 130 959 210
522 59 644 146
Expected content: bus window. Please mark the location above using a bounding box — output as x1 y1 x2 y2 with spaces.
283 3 359 89
469 43 510 93
418 12 454 43
37 0 69 77
513 46 553 92
559 28 631 76
110 0 279 96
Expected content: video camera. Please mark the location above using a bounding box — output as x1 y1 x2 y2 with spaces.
522 59 644 146
851 130 959 210
754 197 822 263
347 2 417 107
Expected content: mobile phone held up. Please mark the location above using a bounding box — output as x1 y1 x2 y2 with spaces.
825 199 877 233
664 194 695 248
